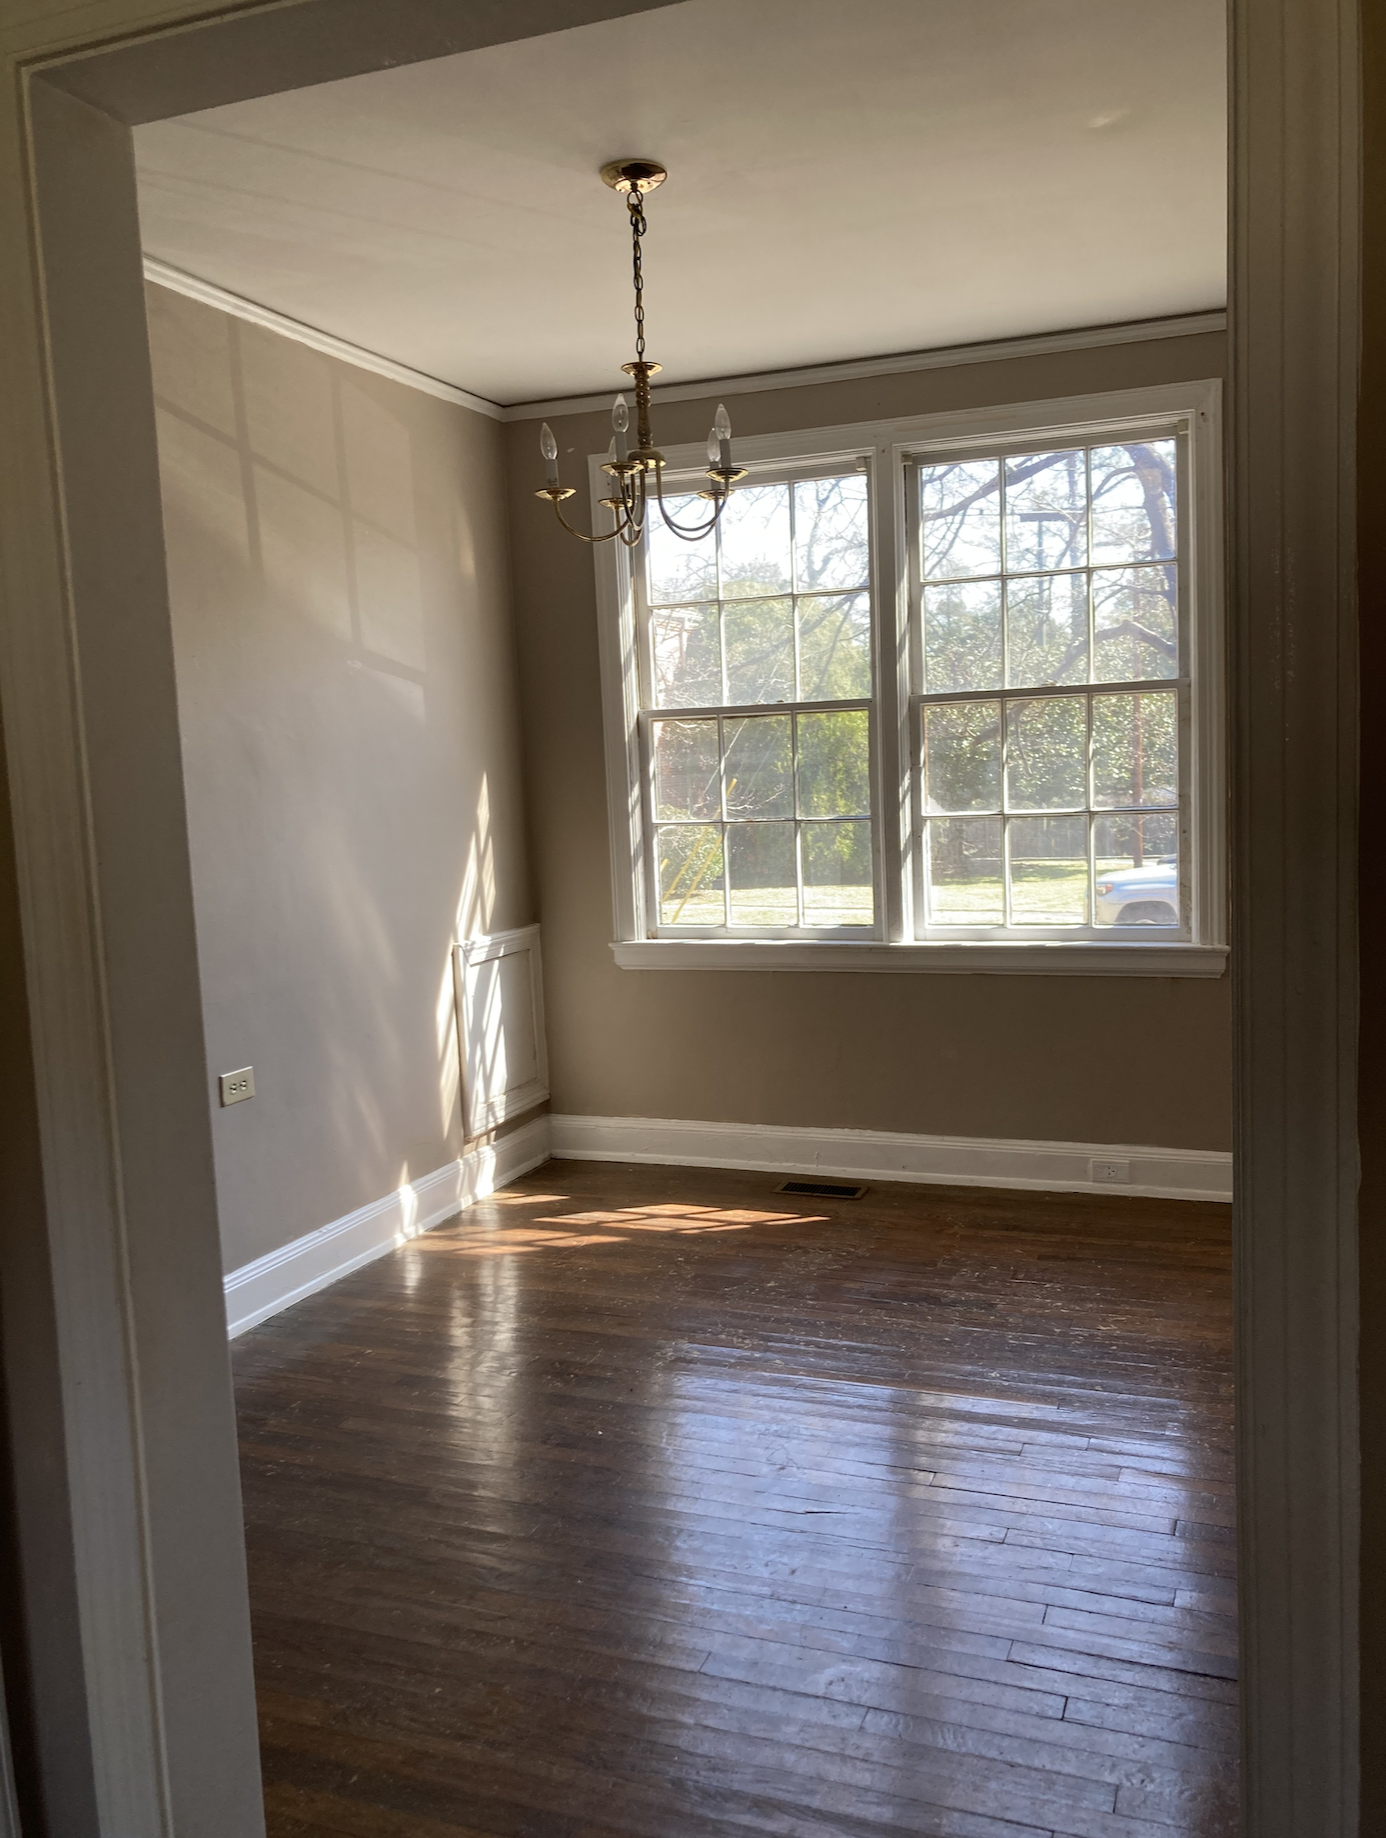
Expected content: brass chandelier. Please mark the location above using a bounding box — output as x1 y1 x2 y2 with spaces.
536 159 745 547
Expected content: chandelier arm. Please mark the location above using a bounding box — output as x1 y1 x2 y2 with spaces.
658 503 722 541
622 467 646 519
651 461 727 541
547 498 630 545
610 469 647 542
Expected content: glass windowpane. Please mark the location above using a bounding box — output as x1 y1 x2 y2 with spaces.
1008 816 1088 925
1092 565 1178 682
1006 572 1088 688
724 597 794 705
1005 697 1086 811
797 592 871 701
1092 692 1178 809
640 431 1188 938
797 709 870 817
1090 440 1177 566
656 825 724 926
794 475 869 591
923 702 1002 813
653 604 721 708
1005 450 1088 574
726 823 797 926
907 432 1186 938
1094 814 1179 927
919 459 1002 581
647 498 716 603
926 818 1004 925
802 822 873 926
924 579 1002 693
724 716 793 819
719 483 791 598
653 719 720 819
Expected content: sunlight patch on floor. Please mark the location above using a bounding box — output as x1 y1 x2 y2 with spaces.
422 1199 826 1257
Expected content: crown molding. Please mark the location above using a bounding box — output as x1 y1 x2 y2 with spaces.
142 257 506 419
503 310 1228 422
143 255 1224 428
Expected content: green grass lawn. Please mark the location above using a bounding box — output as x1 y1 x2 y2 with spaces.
659 862 1145 929
661 884 874 928
932 863 1089 925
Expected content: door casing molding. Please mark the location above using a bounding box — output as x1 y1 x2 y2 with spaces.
1230 0 1361 1829
0 0 1364 1830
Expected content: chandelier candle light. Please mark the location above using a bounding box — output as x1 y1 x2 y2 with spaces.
536 159 746 546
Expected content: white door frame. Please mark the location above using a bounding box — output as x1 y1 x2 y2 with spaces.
0 0 1363 1830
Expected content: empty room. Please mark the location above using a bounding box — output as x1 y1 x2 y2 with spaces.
0 0 1369 1835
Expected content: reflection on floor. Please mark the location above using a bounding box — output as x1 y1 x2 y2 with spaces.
234 1157 1238 1838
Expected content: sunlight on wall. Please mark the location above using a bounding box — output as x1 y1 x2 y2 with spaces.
150 278 531 1267
466 953 537 1128
396 1172 418 1236
154 410 251 565
436 957 461 1140
457 773 497 944
446 774 504 1141
256 465 354 640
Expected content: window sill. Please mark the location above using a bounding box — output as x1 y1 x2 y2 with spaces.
611 939 1229 977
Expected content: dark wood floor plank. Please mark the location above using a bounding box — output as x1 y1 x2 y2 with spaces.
234 1159 1236 1837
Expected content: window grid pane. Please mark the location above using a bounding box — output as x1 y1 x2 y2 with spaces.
647 475 871 712
646 707 875 933
642 471 875 933
916 435 1183 936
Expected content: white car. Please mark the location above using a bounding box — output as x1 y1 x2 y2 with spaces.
1094 859 1179 927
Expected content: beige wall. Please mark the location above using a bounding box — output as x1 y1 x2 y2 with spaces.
151 297 1232 1291
150 285 533 1272
505 330 1233 1152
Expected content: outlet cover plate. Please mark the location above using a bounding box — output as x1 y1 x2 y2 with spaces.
1090 1156 1130 1184
219 1066 255 1107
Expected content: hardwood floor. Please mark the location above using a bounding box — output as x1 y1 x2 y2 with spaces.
233 1158 1237 1838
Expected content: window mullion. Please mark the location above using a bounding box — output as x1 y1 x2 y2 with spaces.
1085 689 1096 926
788 482 801 702
1000 696 1012 929
791 711 805 928
717 714 730 929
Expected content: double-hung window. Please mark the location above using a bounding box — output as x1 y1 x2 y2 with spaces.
597 380 1224 974
637 466 877 936
913 435 1187 938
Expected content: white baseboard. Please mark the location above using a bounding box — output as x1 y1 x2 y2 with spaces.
224 1108 1228 1338
548 1114 1232 1203
223 1113 552 1336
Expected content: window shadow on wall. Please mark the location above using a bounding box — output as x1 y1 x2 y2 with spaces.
148 283 521 1264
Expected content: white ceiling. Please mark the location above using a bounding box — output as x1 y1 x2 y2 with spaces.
132 0 1227 409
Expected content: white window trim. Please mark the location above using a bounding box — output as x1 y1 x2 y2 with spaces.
593 380 1226 976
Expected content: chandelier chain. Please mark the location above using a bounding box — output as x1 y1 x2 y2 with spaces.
538 163 741 547
628 190 647 365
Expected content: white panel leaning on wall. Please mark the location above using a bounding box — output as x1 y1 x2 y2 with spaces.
222 926 551 1336
454 924 549 1138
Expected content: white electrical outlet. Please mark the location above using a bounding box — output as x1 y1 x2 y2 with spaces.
1090 1156 1130 1185
219 1066 255 1107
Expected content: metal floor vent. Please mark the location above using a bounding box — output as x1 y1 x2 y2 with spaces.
775 1178 868 1200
